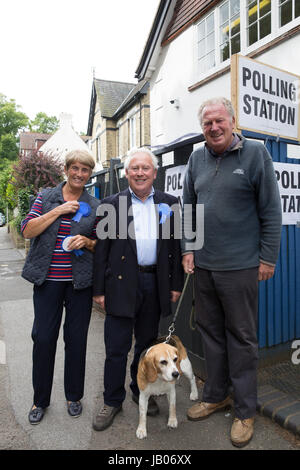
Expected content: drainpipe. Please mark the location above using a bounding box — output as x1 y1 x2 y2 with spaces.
140 96 142 147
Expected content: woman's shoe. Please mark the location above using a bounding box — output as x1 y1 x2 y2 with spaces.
67 401 82 418
28 405 45 425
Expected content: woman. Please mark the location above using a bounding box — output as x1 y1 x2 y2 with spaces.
21 150 100 424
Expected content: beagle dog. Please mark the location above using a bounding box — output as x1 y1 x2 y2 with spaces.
136 335 198 439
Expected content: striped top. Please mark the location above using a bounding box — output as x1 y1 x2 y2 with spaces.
21 193 98 282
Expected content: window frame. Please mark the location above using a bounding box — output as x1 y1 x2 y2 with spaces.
246 0 272 47
96 136 101 163
278 0 300 32
196 10 216 75
219 0 241 63
129 115 136 150
194 0 300 83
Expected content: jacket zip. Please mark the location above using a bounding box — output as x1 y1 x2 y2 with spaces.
215 156 222 174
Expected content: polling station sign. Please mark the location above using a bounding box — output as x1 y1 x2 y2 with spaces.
231 54 300 141
274 162 300 225
164 165 187 207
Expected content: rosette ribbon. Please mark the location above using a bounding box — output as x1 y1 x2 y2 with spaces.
158 203 173 224
61 236 84 257
72 202 91 222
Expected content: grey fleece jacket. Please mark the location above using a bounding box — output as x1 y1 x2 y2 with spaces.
182 134 282 271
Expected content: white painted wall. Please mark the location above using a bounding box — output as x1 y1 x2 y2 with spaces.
150 25 300 147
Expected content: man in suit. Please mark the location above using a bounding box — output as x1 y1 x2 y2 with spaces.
92 147 183 431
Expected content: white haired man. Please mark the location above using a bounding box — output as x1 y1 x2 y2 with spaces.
92 147 183 431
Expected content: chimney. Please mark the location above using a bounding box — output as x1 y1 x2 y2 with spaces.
59 113 73 128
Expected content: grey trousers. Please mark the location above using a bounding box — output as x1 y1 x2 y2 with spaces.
194 267 259 420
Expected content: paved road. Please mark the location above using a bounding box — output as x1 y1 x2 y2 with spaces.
0 226 299 452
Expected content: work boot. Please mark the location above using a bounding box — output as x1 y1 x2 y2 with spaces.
187 397 231 421
230 417 255 448
92 404 122 431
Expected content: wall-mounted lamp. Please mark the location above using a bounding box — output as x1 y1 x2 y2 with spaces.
169 98 180 109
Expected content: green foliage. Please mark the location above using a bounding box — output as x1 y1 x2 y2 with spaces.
29 112 59 134
18 187 33 219
10 213 23 234
0 93 62 233
0 93 29 137
0 161 17 213
0 156 12 172
0 134 19 161
0 93 29 162
5 178 18 210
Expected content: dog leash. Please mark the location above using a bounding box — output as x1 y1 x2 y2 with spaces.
189 276 196 331
164 273 192 344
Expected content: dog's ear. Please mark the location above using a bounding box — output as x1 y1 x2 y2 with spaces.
137 352 158 390
145 356 158 383
137 358 148 391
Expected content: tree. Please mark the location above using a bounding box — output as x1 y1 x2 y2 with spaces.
0 94 29 137
0 134 19 161
0 160 16 213
0 93 29 162
29 112 59 133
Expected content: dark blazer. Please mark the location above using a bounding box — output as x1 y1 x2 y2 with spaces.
93 188 183 318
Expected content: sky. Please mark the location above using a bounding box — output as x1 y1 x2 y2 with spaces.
0 0 160 134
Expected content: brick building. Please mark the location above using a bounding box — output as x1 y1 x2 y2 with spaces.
87 78 150 168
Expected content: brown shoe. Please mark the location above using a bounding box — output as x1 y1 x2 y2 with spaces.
187 397 231 421
92 404 122 431
230 417 254 448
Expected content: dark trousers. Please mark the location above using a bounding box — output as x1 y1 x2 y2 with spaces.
32 281 92 408
103 271 161 407
194 267 258 420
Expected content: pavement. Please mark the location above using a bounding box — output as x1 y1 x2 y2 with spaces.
0 225 299 453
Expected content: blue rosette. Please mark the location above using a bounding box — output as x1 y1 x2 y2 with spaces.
158 203 173 224
61 236 84 257
72 202 91 222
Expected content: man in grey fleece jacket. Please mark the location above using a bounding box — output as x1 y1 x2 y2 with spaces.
182 97 282 448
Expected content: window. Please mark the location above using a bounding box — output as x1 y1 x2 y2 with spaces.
219 0 241 62
195 0 300 80
96 137 101 162
118 127 122 156
129 115 136 149
246 0 271 46
279 0 300 27
197 12 215 73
